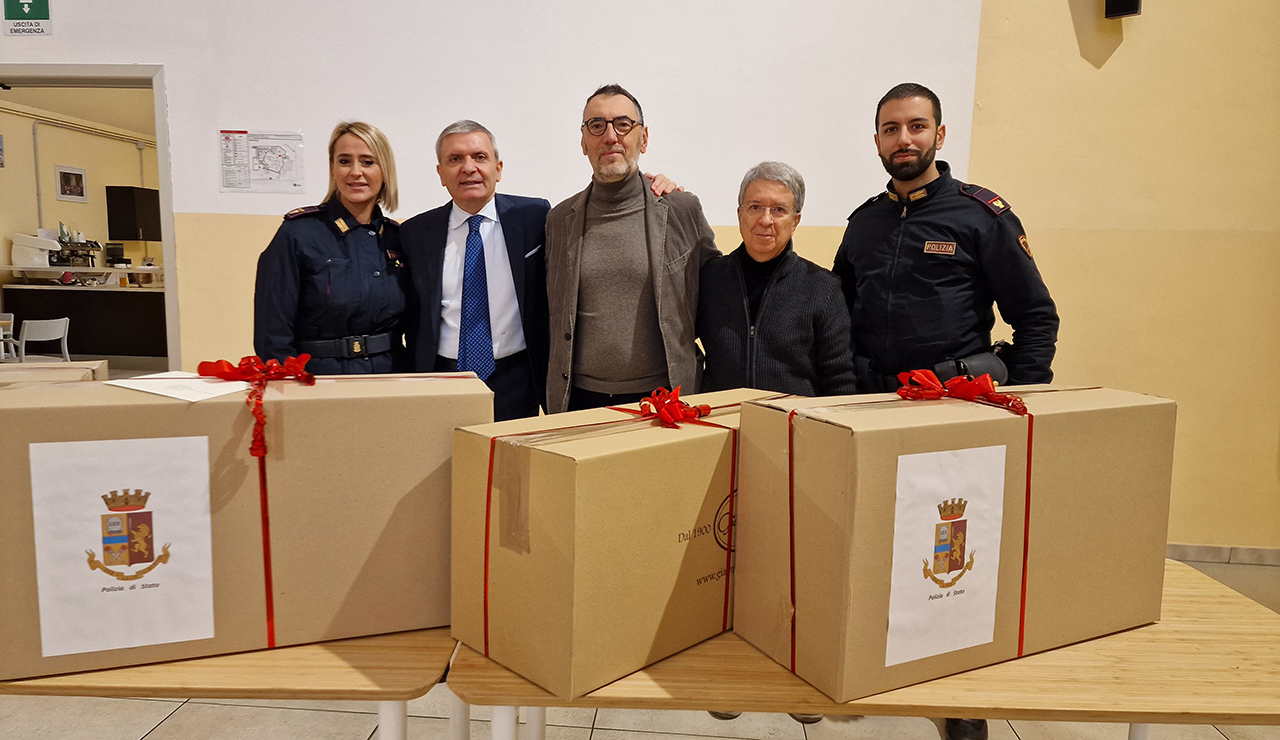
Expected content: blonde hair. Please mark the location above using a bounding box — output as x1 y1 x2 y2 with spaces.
326 121 398 213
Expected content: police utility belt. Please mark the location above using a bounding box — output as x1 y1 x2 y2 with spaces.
299 333 393 359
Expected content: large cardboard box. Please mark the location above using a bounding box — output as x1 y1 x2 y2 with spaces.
452 388 771 698
733 386 1176 702
0 374 491 681
0 360 108 387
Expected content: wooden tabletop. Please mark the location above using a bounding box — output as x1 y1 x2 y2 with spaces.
449 561 1280 724
0 627 456 702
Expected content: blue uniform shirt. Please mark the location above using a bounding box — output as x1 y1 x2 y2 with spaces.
253 199 408 375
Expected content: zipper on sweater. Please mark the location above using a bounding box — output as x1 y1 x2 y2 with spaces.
750 261 785 389
736 263 755 387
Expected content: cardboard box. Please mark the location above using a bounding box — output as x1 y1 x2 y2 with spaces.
733 386 1176 702
0 374 491 681
452 388 772 698
0 360 108 387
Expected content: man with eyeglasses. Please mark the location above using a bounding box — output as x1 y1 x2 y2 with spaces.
545 83 719 413
833 82 1058 396
697 161 856 397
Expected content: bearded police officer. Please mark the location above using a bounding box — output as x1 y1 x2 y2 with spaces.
833 83 1059 395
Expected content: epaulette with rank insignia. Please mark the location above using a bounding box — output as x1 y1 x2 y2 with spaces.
283 205 324 221
959 184 1012 216
849 192 889 219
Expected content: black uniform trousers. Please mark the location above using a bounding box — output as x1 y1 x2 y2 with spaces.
435 351 539 422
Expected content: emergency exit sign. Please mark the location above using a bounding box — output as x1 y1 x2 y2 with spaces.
4 0 51 36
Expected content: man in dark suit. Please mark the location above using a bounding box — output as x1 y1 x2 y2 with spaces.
401 120 550 421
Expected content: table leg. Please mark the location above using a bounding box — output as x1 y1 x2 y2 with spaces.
523 706 546 740
1128 724 1151 740
491 706 519 740
377 700 408 740
450 687 472 740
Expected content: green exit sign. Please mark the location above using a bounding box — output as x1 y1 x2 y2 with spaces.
4 0 51 35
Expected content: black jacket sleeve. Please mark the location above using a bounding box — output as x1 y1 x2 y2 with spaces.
977 212 1059 384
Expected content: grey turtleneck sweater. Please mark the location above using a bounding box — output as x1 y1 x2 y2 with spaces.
572 171 669 393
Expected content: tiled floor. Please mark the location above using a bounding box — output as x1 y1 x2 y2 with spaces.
1 561 1276 739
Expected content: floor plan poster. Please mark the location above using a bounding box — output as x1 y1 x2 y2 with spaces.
29 436 215 657
219 130 305 193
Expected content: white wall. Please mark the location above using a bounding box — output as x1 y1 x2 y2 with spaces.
0 0 981 226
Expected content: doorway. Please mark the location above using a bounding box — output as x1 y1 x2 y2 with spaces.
0 64 179 372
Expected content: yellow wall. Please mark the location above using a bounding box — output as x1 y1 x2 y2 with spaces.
0 101 160 290
168 0 1279 549
966 0 1280 548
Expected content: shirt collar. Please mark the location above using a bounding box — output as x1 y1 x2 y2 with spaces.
449 198 499 230
885 160 953 204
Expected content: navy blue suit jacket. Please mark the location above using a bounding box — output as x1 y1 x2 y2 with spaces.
401 193 550 411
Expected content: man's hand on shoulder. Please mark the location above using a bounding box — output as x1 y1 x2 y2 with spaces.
644 172 684 196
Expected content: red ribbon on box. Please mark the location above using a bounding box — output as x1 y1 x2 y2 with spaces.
896 369 1028 416
480 388 744 657
786 374 1036 673
198 354 316 648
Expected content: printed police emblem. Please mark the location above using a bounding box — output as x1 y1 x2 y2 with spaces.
86 489 171 581
923 497 975 588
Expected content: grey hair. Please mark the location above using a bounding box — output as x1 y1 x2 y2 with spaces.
738 161 805 213
434 119 499 162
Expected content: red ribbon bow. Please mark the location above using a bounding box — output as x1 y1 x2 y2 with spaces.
896 369 1028 416
637 386 712 428
197 355 316 457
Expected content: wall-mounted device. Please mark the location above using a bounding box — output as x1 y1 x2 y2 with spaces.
1105 0 1141 19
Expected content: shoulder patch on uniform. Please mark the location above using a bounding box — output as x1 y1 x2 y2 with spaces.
849 192 888 219
960 184 1012 215
283 205 324 221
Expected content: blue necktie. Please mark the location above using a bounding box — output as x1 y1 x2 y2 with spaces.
457 214 495 380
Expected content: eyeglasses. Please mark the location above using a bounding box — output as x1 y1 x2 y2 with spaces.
741 203 796 219
581 116 641 136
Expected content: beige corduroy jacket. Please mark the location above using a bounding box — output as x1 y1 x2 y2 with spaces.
544 177 720 413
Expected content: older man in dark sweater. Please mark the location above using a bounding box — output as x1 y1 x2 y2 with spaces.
698 162 857 397
545 84 720 412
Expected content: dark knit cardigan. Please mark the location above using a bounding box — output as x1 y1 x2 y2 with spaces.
697 243 857 396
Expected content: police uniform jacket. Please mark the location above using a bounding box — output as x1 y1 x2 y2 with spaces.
698 243 857 396
832 161 1059 386
253 199 409 375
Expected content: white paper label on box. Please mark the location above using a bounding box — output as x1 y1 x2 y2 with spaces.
29 437 216 657
106 371 250 402
885 445 1006 667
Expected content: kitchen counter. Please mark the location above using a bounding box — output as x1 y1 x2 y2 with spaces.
2 284 167 357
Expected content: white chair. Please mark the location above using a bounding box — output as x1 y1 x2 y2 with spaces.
18 317 70 362
0 312 15 360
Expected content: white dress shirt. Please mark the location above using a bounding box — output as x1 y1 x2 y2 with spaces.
439 199 526 360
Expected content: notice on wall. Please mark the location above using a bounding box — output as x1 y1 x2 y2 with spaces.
4 0 51 35
219 129 304 193
884 445 1006 667
29 436 215 657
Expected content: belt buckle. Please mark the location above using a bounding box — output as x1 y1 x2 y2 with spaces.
345 335 368 358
